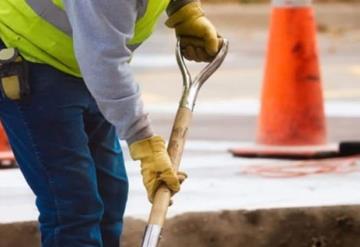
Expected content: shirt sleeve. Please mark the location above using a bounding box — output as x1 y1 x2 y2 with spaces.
62 0 153 145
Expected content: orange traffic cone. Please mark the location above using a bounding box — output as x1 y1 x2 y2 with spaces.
230 0 338 159
0 122 16 168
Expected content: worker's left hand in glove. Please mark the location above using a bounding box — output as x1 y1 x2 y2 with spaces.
129 135 187 203
166 1 222 62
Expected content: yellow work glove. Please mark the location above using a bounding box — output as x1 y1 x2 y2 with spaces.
129 136 187 203
166 2 221 62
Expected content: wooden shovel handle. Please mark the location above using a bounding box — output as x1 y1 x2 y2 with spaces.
147 107 193 225
167 107 193 171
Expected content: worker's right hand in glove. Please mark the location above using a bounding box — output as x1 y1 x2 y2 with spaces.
166 1 222 62
129 135 187 203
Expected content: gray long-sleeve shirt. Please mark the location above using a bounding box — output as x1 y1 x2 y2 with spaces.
62 0 192 145
63 0 152 145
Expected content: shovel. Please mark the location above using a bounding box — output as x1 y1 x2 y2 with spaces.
141 39 229 247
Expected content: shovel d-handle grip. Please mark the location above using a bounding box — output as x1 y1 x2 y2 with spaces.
178 39 229 111
141 107 192 247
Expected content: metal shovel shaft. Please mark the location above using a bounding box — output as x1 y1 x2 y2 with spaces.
142 224 162 247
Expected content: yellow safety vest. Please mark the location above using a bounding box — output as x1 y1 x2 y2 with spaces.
0 0 169 77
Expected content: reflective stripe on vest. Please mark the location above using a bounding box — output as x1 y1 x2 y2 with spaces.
26 0 72 36
26 0 169 45
0 0 169 77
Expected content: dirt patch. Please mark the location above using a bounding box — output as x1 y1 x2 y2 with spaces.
1 205 360 247
0 221 40 247
161 206 360 247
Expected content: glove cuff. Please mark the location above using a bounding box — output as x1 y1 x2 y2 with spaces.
166 0 199 16
165 2 205 28
129 135 166 160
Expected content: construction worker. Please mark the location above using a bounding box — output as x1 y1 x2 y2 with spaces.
0 0 221 246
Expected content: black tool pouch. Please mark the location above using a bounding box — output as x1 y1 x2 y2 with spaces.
0 48 30 100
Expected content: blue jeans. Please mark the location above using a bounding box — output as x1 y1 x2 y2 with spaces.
0 41 128 246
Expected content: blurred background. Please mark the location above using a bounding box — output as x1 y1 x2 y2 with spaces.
134 0 360 142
